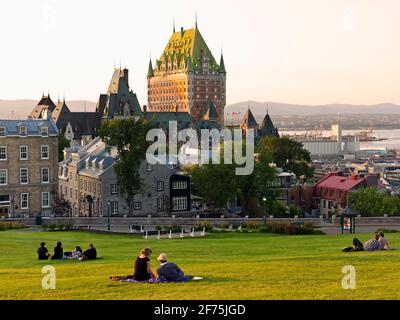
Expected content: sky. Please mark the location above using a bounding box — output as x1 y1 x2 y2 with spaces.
1 0 400 106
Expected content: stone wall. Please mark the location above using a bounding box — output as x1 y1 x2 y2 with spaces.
5 216 400 228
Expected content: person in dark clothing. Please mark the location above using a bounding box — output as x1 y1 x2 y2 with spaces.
342 238 365 252
37 242 50 260
51 241 64 260
156 253 193 282
133 248 156 281
80 244 97 261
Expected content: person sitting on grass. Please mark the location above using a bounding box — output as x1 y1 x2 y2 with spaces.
378 232 391 250
79 244 97 261
68 246 83 259
133 248 156 281
156 253 193 282
363 234 382 252
37 242 51 260
51 241 64 260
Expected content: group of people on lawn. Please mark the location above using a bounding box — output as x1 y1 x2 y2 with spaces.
343 231 391 252
37 241 97 261
110 248 193 283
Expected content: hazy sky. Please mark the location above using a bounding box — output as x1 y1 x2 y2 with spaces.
1 0 400 106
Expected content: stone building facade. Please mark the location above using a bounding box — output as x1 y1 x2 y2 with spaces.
147 23 226 127
58 137 191 217
0 112 59 218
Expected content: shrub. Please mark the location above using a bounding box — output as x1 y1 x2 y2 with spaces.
0 222 27 231
261 221 325 235
168 225 183 233
375 228 400 234
195 220 213 231
42 225 48 231
242 221 262 229
155 226 162 231
48 224 57 231
57 224 65 231
64 224 74 231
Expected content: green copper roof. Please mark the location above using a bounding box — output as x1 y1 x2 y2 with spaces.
157 26 220 72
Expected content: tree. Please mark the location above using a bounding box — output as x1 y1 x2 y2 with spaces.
99 118 154 214
58 134 70 161
185 143 277 216
348 187 400 216
185 160 238 212
257 136 313 179
52 193 71 217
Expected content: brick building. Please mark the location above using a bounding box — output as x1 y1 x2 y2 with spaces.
0 111 59 218
147 22 226 127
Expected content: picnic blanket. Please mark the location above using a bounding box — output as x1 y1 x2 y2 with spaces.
109 275 197 283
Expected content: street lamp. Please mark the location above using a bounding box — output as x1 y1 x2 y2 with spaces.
107 201 111 232
262 196 267 216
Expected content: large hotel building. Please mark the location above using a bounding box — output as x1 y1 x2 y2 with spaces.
147 22 226 127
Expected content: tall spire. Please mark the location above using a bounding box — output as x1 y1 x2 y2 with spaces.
195 11 198 28
147 57 154 78
173 17 176 33
219 52 226 74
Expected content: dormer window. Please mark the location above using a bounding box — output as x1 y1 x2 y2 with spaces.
0 127 6 137
41 126 48 137
19 126 27 137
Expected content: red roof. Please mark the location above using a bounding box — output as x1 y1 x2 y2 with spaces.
315 173 366 192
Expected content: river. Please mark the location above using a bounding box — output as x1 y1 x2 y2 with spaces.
280 129 400 150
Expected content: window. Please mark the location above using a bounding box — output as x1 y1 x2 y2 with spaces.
146 163 153 172
75 189 78 200
20 168 28 184
19 126 27 137
172 196 187 211
0 169 7 185
157 198 165 212
88 181 91 192
134 202 141 210
41 167 49 184
41 126 48 137
20 146 28 160
111 201 118 215
69 188 72 198
41 145 49 159
111 184 118 194
42 192 50 208
0 127 6 137
20 193 28 209
157 181 164 191
172 180 187 190
0 146 7 160
79 179 83 189
84 180 87 190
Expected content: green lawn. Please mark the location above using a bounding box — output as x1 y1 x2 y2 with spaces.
0 230 400 300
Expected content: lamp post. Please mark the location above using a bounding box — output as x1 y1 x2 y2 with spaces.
262 196 267 215
107 201 111 232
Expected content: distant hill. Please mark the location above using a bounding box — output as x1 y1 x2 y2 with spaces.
226 101 400 117
0 99 97 119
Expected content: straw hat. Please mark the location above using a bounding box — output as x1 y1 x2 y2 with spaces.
157 253 168 262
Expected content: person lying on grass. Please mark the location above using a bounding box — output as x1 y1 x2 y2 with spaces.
156 253 193 282
363 233 383 251
378 231 391 250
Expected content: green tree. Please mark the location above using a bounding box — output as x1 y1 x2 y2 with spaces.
58 134 70 161
348 187 400 216
258 136 313 179
99 118 154 214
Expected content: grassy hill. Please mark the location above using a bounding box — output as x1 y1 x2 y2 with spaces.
1 231 399 300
